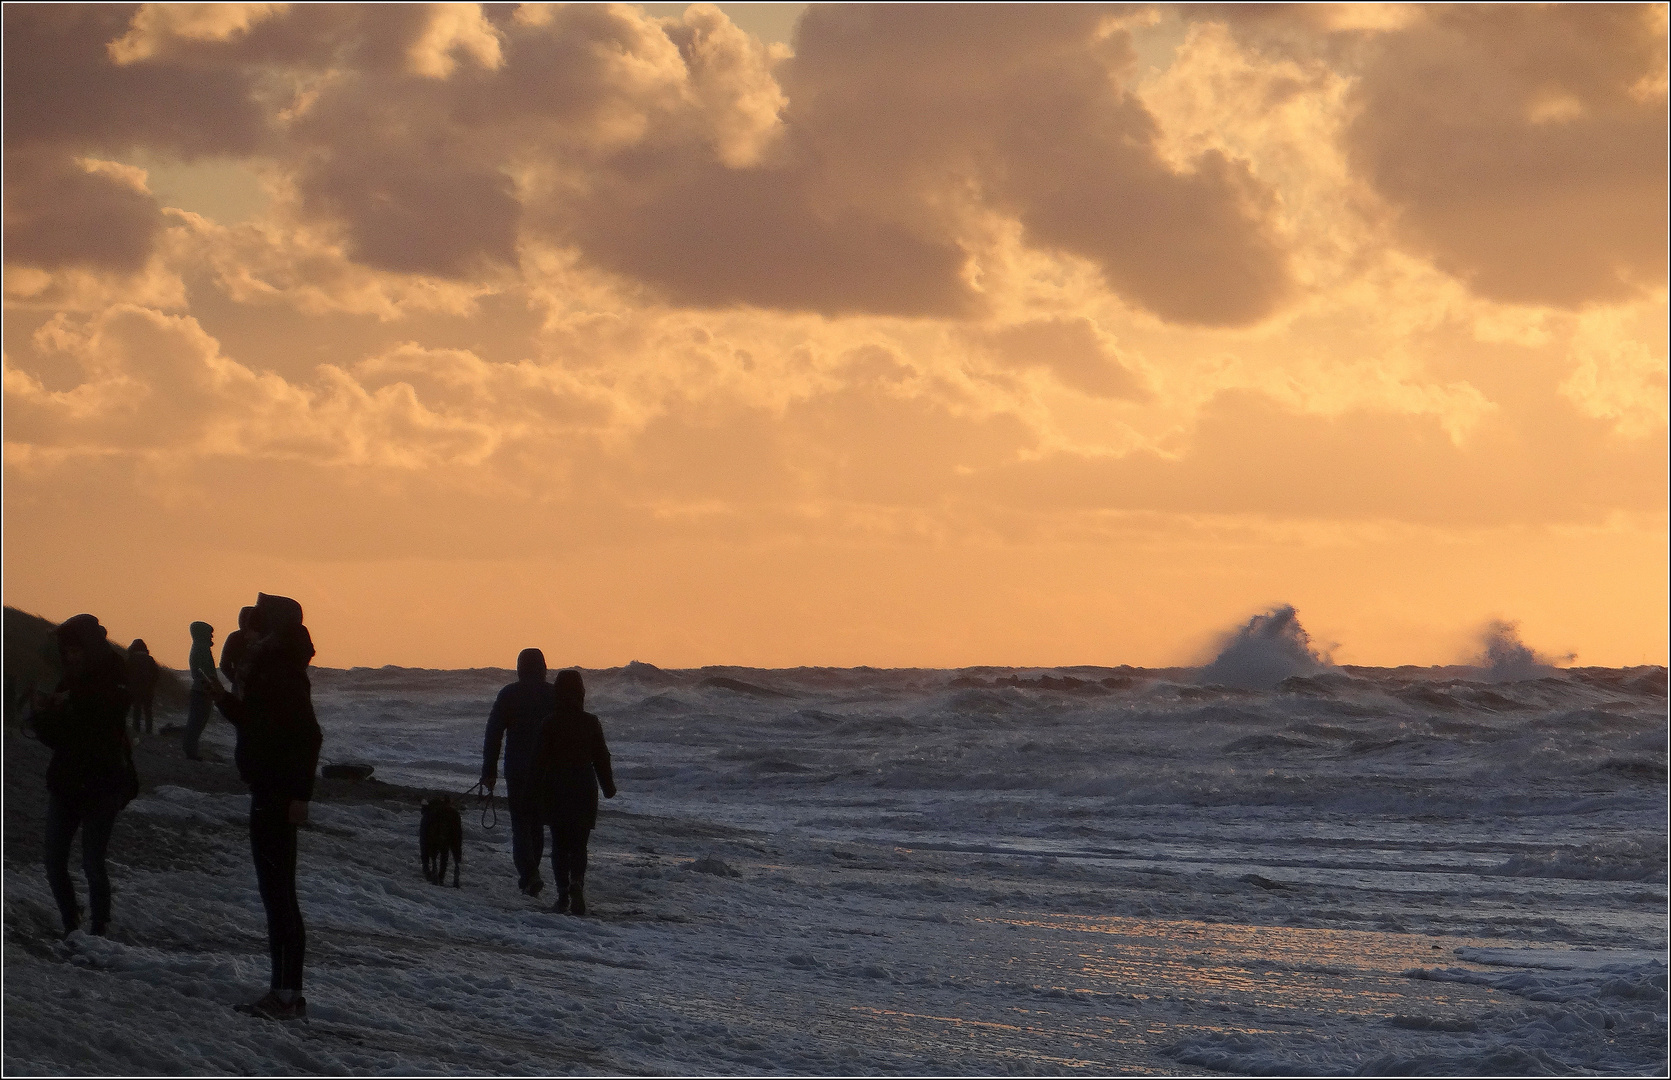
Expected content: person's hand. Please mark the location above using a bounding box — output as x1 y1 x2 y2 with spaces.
603 786 617 799
287 800 309 825
207 683 228 704
481 776 496 792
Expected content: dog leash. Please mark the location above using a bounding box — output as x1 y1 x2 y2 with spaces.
465 780 498 830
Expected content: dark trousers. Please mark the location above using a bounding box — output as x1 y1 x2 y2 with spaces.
183 688 211 759
506 785 546 887
550 821 590 893
250 799 305 993
44 793 121 933
130 694 154 735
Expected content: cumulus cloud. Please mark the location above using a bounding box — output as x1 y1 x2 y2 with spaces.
3 152 166 273
1346 4 1668 307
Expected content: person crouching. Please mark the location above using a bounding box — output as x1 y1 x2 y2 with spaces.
536 669 616 916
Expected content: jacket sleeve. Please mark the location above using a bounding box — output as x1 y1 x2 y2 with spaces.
482 687 510 783
590 715 616 798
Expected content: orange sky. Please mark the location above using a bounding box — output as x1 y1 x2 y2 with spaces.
4 3 1667 670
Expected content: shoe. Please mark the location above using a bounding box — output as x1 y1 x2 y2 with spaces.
524 874 544 898
569 882 586 917
236 991 307 1021
553 889 569 914
89 923 107 937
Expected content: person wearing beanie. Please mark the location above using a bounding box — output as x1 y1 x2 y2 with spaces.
182 621 223 760
481 647 557 897
535 669 616 916
125 639 159 735
34 614 139 937
210 593 322 1022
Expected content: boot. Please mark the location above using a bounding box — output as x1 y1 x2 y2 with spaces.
553 886 569 914
569 879 586 917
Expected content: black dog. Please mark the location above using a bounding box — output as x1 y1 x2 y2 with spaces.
420 797 463 887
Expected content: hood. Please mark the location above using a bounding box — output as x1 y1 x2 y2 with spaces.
128 639 149 654
255 593 304 634
189 621 214 642
56 613 108 654
554 668 586 712
516 648 547 682
238 605 259 633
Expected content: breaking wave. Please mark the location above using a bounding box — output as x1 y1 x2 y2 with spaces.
1197 605 1330 690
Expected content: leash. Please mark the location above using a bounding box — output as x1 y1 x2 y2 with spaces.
465 780 499 830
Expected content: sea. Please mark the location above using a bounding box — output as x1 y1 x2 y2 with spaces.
5 635 1666 1074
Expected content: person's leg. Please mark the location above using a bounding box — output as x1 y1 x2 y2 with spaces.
142 694 155 735
129 700 143 734
506 786 542 890
567 826 592 916
183 688 210 759
43 795 83 934
551 827 571 912
250 800 306 994
79 797 120 934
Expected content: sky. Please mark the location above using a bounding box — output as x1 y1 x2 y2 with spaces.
3 2 1667 670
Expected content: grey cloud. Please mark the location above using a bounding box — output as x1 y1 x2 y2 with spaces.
1346 5 1668 307
2 150 164 273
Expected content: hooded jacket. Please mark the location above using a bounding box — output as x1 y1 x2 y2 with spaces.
36 615 137 804
535 670 616 831
482 648 555 790
126 639 160 699
188 621 220 692
215 594 322 804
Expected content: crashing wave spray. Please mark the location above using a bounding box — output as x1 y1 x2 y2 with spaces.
1197 605 1331 690
1472 620 1572 681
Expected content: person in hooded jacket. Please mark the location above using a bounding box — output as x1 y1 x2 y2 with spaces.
480 648 557 897
125 639 160 735
209 593 322 1022
182 620 223 760
535 669 616 916
219 605 259 698
34 614 139 937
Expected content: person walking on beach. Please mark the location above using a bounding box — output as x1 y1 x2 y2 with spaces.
34 614 139 937
219 606 259 698
183 621 222 760
209 593 322 1021
536 670 616 916
480 648 557 897
125 639 159 735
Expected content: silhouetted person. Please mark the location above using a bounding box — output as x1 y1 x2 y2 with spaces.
34 614 139 937
481 648 557 897
535 669 616 916
125 639 159 735
210 593 321 1021
219 606 259 699
183 621 222 760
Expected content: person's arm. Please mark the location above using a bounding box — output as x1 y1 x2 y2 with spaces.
481 688 510 788
591 715 616 798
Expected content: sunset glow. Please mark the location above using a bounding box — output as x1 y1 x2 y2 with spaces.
4 2 1667 669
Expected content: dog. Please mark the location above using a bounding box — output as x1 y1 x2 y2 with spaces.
419 796 463 887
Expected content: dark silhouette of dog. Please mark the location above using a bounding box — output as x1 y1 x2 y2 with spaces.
420 797 463 887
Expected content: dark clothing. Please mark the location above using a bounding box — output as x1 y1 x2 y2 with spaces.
507 785 546 888
216 625 322 805
550 819 590 892
250 797 305 992
35 649 136 805
482 677 556 789
44 792 121 934
35 637 136 935
218 593 319 996
536 709 616 831
126 650 158 734
219 629 251 696
183 688 212 760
